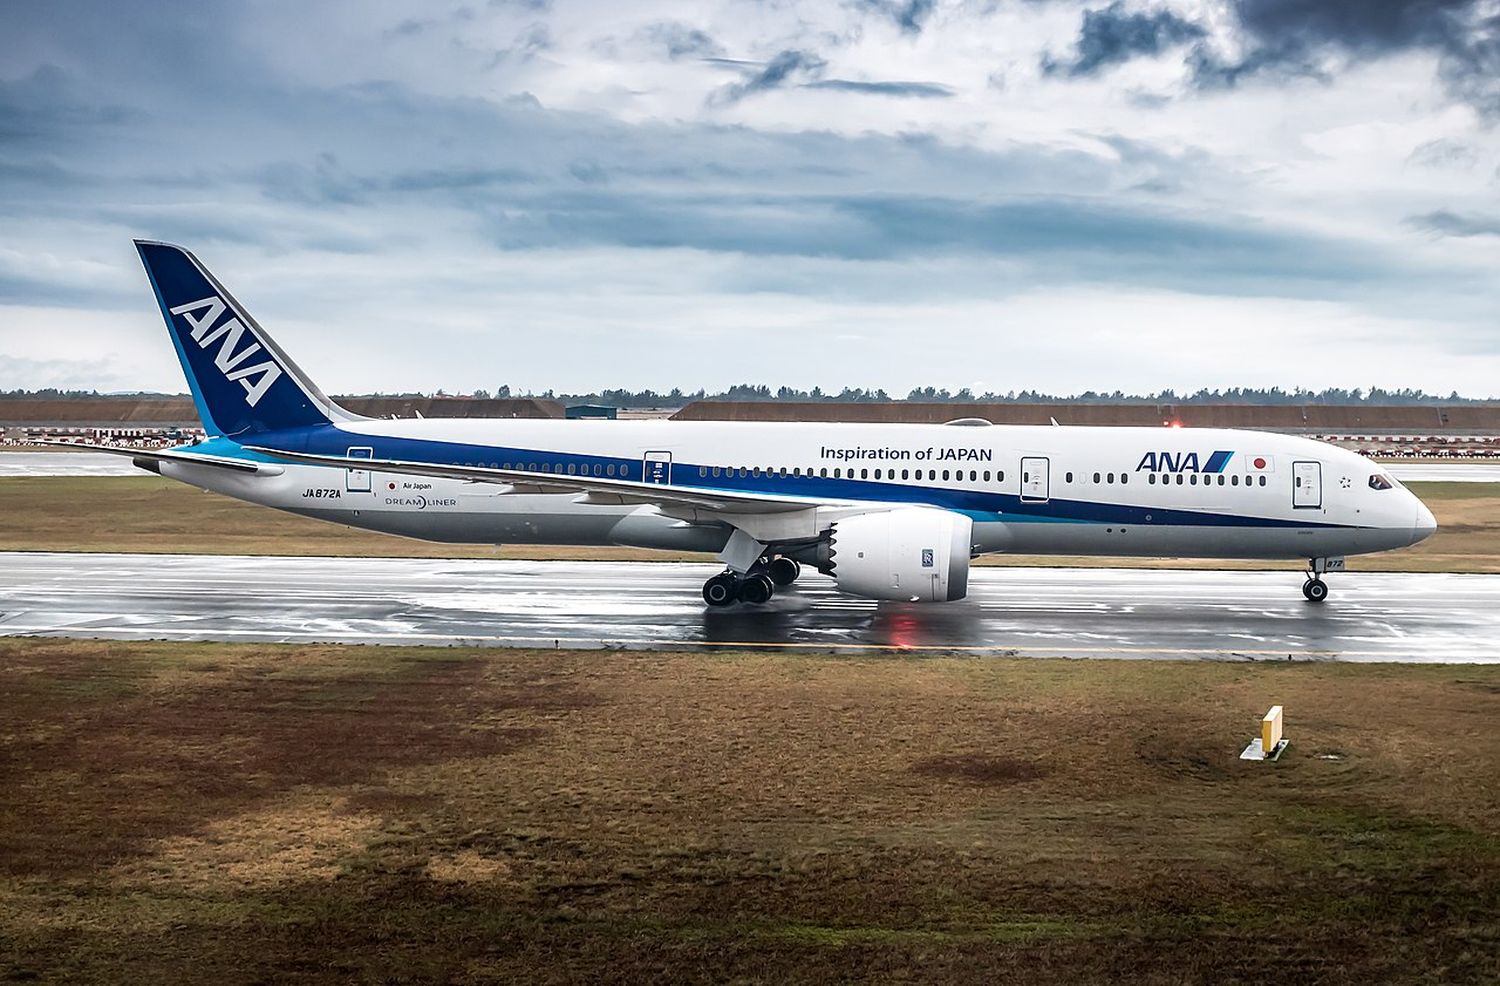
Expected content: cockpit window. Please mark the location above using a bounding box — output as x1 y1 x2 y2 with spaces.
1368 473 1395 491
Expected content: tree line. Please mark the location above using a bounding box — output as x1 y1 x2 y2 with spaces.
4 385 1494 407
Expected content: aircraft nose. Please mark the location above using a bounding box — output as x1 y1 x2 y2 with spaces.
1411 498 1438 546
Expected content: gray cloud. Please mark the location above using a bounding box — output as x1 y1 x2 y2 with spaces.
1043 2 1206 78
1046 1 1499 116
806 79 954 97
1407 137 1479 169
711 49 827 103
1204 1 1495 114
1406 209 1500 237
638 21 723 60
854 0 937 35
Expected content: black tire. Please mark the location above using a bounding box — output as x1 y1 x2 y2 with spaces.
737 573 775 605
703 574 738 607
1304 578 1328 603
767 557 801 587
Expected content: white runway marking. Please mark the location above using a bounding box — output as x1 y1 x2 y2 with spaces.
1 552 1497 661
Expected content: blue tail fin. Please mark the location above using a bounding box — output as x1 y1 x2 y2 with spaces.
135 240 354 437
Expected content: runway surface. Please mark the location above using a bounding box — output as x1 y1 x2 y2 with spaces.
0 452 142 476
1 552 1495 661
3 452 1499 481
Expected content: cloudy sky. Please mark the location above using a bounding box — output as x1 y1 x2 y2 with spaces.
2 0 1498 397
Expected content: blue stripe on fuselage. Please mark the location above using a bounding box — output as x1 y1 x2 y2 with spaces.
1205 450 1232 473
241 426 1360 532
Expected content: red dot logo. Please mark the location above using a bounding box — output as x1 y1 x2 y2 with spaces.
388 482 396 490
1253 457 1266 469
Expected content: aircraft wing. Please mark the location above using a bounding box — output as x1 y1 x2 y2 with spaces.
246 446 849 515
35 440 272 475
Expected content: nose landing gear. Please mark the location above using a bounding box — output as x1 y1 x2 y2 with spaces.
702 555 801 607
1300 556 1343 604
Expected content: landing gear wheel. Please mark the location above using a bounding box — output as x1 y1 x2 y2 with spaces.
767 557 801 587
703 573 739 607
1302 577 1328 603
737 572 776 605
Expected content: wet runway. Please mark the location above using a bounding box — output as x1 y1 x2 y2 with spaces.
0 452 142 476
3 452 1499 482
1 552 1495 661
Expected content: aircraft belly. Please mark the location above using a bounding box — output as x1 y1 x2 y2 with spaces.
988 520 1371 560
283 503 629 545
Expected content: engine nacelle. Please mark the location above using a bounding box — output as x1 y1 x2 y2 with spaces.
826 508 972 602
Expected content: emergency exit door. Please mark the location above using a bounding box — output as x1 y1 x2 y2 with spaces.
642 451 672 485
1020 456 1050 502
1292 460 1321 509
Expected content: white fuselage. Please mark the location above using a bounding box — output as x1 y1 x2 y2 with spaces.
161 418 1435 562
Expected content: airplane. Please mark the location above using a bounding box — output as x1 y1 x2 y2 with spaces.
56 240 1437 607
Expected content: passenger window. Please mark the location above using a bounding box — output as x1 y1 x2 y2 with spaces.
1176 474 1184 485
1066 472 1073 483
699 466 706 477
1107 473 1115 484
902 469 910 480
1148 474 1156 484
1259 476 1267 487
820 468 828 478
608 464 617 476
1120 474 1128 485
1189 474 1197 485
942 469 950 481
1093 472 1101 484
861 468 869 479
998 470 1005 482
983 470 991 482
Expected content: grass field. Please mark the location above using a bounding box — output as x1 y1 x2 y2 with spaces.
1 639 1496 983
0 475 1495 571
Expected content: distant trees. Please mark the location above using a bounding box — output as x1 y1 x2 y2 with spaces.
5 385 1495 406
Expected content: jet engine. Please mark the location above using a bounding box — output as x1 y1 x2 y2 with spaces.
823 508 972 602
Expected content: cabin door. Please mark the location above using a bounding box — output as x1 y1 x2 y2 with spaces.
1292 460 1321 509
1020 456 1050 503
345 446 373 493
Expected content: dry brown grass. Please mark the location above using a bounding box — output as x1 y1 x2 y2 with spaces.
1 639 1497 984
2 476 1496 572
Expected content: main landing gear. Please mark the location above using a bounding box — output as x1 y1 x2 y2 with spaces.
1301 556 1342 604
702 556 802 607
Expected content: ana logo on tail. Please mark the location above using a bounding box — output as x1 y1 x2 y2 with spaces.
168 296 284 407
